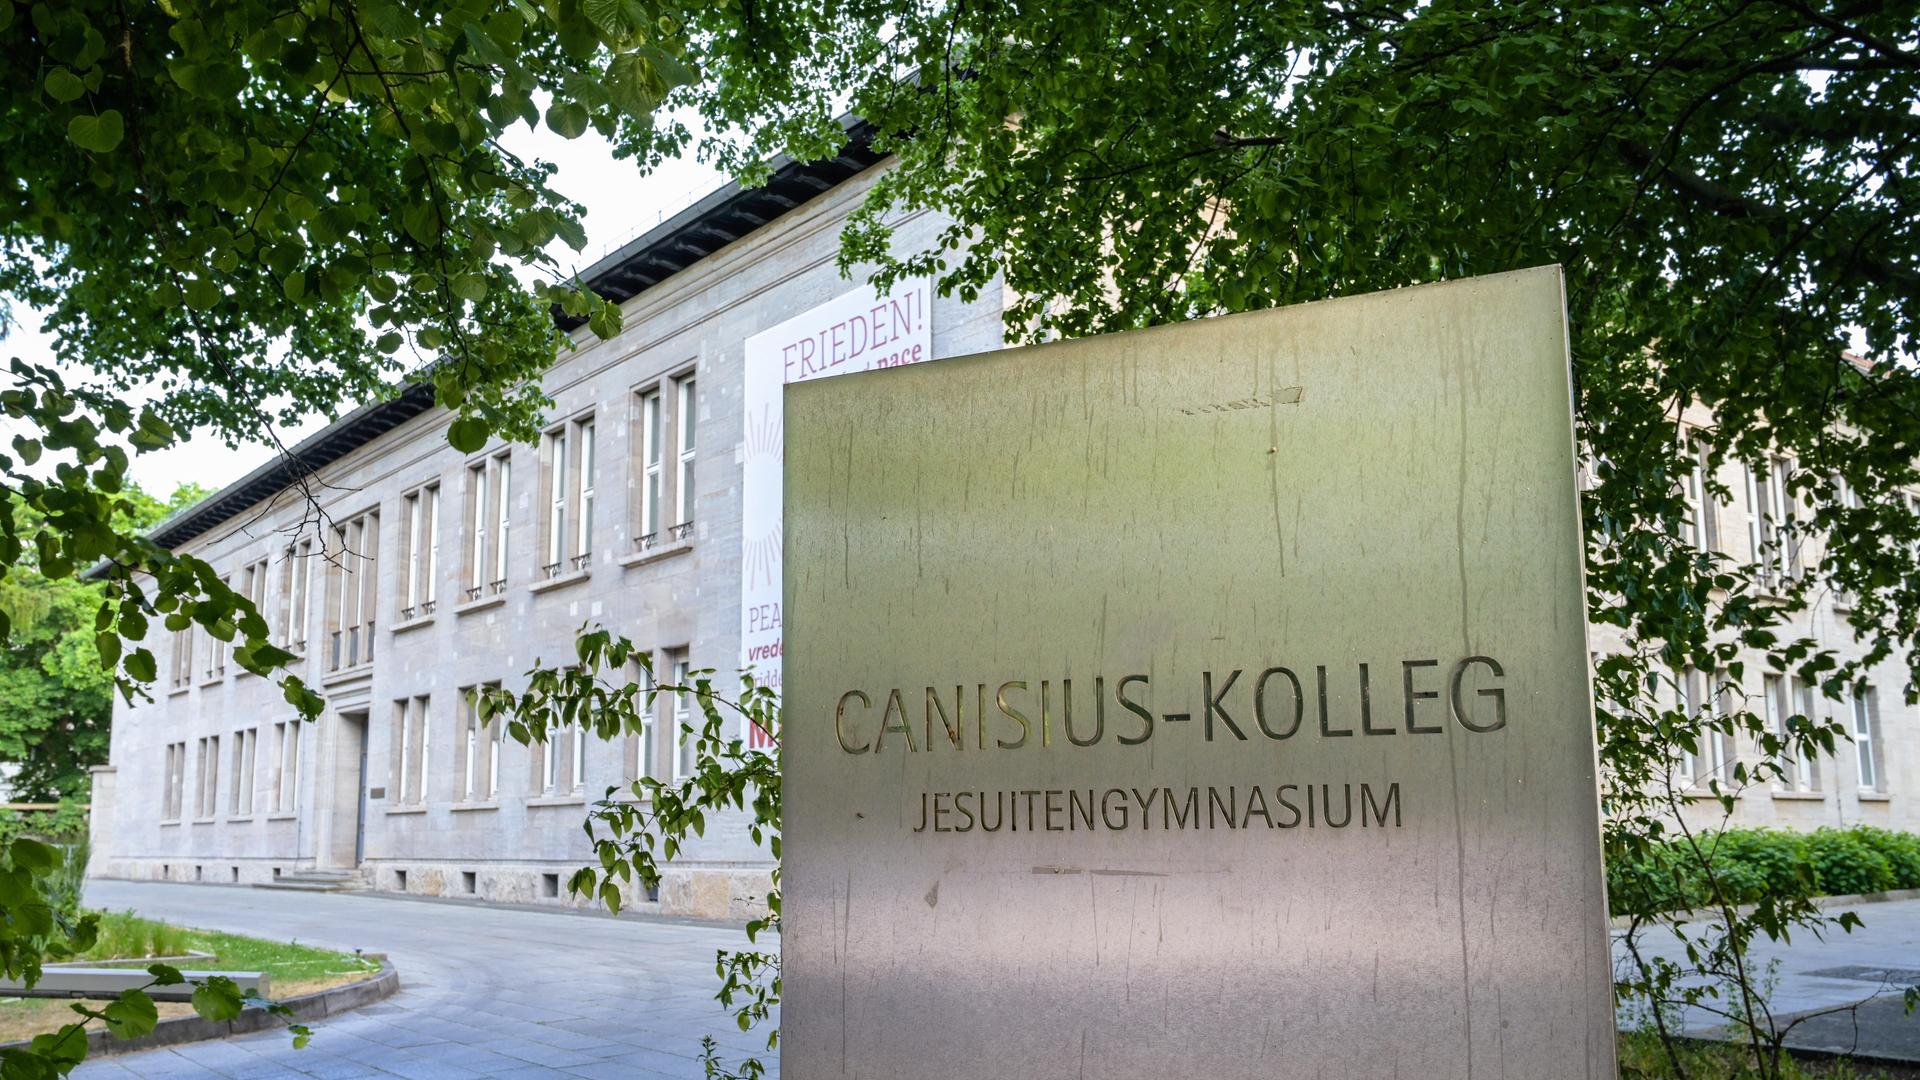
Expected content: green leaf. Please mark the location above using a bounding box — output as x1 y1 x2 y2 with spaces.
102 989 159 1039
125 647 157 683
192 977 244 1021
183 277 221 310
545 101 590 139
67 110 125 153
43 66 85 103
10 837 60 873
451 273 489 302
447 417 489 453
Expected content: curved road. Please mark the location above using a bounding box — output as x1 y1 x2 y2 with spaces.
71 880 779 1080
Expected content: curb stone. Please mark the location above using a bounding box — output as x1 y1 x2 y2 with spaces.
1 962 399 1059
1609 888 1920 930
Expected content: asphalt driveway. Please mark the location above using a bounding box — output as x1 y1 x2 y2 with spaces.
68 880 778 1079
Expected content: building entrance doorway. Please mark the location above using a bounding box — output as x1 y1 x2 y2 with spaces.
324 709 369 868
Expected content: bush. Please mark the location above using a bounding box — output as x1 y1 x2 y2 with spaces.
1850 826 1920 890
1704 829 1812 903
1803 828 1896 897
1606 824 1920 913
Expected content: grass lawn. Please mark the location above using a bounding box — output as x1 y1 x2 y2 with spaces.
1618 1030 1920 1078
0 910 381 1045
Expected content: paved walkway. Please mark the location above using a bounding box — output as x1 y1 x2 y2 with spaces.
62 882 1920 1074
71 880 779 1080
1615 897 1920 1062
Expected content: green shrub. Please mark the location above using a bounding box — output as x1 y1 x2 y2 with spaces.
1804 828 1896 897
1850 826 1920 890
1605 824 1920 912
1704 829 1812 903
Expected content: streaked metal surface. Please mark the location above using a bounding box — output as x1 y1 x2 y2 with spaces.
783 266 1613 1079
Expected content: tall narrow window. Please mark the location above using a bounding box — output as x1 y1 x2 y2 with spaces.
326 509 379 670
425 485 440 608
163 742 186 819
396 699 413 804
467 462 489 597
400 483 440 619
283 539 314 650
544 426 569 578
462 700 479 800
1679 440 1717 553
1766 673 1822 793
206 575 230 680
625 654 657 783
1680 666 1727 787
671 651 696 781
576 422 595 567
404 489 422 615
243 559 269 643
493 454 511 591
674 378 696 535
195 736 220 818
458 684 501 801
540 724 561 793
639 390 663 546
229 728 256 816
572 718 587 792
171 624 196 690
272 720 301 813
1854 683 1884 792
391 696 431 806
1746 458 1798 588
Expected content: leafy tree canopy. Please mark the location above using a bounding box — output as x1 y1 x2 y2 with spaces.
0 482 204 801
3 0 1919 1075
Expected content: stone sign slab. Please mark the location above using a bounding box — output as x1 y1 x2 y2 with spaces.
783 266 1613 1079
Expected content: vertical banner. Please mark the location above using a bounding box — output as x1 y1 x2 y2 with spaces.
739 277 934 740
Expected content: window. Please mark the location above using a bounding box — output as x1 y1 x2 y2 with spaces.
228 728 257 816
195 736 220 818
1679 439 1718 553
205 575 230 681
281 538 315 650
675 378 696 533
243 558 269 633
458 683 502 801
633 372 696 552
400 484 440 620
624 653 658 783
1764 673 1821 793
392 695 431 807
578 421 595 566
327 509 380 671
1745 457 1800 588
571 716 587 792
163 741 186 820
638 389 662 544
670 649 696 781
1679 666 1729 788
1854 683 1885 792
540 722 562 793
540 416 597 578
464 452 511 599
544 426 568 579
170 624 195 690
271 721 301 813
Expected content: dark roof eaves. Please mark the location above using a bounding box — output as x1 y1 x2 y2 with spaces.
121 119 882 562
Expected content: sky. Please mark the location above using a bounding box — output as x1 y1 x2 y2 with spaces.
2 115 726 502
